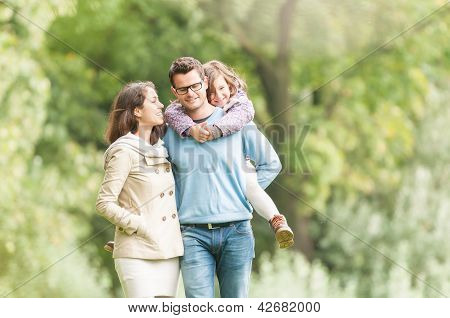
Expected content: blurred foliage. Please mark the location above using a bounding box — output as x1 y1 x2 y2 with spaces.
0 0 110 296
0 0 449 297
313 92 450 297
252 95 450 297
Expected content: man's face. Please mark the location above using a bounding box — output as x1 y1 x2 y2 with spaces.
171 70 209 113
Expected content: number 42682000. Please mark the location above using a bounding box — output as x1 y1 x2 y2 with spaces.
257 301 320 313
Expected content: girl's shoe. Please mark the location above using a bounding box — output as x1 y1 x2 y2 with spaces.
269 214 294 249
104 241 115 253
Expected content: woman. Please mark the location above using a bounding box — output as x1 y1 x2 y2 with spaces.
96 81 183 298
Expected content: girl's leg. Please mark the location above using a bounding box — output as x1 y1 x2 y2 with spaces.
244 160 294 248
245 160 280 221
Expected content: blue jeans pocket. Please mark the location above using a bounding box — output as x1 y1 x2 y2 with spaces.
233 221 252 235
180 225 193 236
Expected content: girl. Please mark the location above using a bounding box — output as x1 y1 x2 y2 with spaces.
164 60 294 249
97 81 183 297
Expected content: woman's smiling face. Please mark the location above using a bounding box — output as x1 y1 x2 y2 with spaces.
135 87 164 127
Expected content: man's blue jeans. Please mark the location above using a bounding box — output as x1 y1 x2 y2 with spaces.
180 220 255 298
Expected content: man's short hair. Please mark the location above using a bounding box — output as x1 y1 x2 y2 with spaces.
168 57 205 87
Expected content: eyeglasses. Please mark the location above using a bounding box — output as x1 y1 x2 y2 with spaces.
174 82 203 95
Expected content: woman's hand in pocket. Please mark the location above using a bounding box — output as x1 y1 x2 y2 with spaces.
135 220 154 244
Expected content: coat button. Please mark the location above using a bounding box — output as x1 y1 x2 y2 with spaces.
118 227 124 232
160 192 164 198
155 169 160 174
162 216 167 221
169 190 174 196
172 213 176 219
166 167 171 172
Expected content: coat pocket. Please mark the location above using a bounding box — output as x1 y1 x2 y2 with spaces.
134 222 157 246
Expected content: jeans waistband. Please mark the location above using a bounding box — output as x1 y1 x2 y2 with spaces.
181 221 240 230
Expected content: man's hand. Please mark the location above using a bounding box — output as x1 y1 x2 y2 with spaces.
189 122 210 143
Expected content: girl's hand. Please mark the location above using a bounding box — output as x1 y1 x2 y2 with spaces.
204 125 221 141
189 122 210 143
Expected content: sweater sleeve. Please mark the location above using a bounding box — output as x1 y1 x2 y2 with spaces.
96 147 143 235
213 90 255 137
242 122 282 189
164 101 195 137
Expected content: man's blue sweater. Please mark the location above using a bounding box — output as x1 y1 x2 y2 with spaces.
163 108 281 224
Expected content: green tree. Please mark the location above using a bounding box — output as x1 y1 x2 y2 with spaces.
5 0 447 297
199 0 450 262
0 0 110 297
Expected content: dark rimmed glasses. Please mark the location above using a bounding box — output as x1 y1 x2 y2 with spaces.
174 82 203 95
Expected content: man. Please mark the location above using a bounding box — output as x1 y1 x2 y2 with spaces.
163 57 281 298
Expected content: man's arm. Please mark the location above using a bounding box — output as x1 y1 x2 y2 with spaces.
242 122 282 189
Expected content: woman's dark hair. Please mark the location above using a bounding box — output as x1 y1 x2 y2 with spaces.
105 81 166 145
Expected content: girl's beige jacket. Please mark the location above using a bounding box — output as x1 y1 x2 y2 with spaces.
96 133 184 260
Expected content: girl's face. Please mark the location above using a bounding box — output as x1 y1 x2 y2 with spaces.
135 87 164 127
209 75 231 107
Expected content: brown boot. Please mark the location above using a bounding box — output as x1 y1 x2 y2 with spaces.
104 241 115 253
269 214 294 249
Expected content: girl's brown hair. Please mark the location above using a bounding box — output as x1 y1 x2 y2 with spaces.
105 81 166 145
203 60 247 101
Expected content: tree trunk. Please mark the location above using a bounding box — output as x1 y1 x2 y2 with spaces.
255 61 315 260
